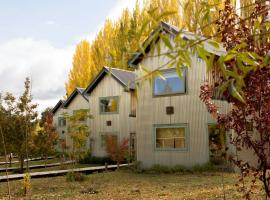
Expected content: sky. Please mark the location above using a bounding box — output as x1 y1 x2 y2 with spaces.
0 0 140 114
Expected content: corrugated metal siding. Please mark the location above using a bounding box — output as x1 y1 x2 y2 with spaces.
135 42 230 168
89 75 135 157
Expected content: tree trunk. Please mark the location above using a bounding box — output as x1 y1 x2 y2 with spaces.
19 154 24 173
262 167 270 197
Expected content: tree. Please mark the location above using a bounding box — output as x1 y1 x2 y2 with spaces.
0 78 38 173
33 108 58 166
65 40 96 96
64 109 92 166
105 136 129 168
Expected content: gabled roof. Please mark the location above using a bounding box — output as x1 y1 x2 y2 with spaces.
128 21 226 68
63 87 88 108
84 67 136 94
51 99 65 114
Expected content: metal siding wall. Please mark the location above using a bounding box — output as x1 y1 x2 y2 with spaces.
89 75 133 157
135 42 212 168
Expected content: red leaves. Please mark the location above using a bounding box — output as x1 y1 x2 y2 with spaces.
105 136 129 164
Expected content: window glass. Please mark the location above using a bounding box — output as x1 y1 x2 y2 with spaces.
156 127 186 149
100 97 119 113
58 117 66 127
154 68 186 96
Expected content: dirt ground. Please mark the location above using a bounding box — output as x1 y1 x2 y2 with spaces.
0 169 266 200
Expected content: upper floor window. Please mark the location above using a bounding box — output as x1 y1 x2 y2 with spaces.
153 68 186 96
100 96 119 114
58 117 66 127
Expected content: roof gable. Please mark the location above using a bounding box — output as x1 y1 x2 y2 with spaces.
51 100 65 114
84 67 136 94
63 87 88 108
128 21 226 68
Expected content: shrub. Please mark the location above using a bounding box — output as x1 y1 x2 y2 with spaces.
79 153 115 165
66 172 86 182
191 162 216 172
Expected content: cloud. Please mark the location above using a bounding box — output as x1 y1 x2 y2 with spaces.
78 0 143 44
107 0 144 22
0 38 74 114
46 20 56 25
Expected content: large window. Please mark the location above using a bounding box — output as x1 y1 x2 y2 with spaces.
153 68 186 96
99 96 119 114
154 124 188 150
58 117 66 127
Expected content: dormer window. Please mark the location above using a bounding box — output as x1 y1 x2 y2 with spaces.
153 68 186 96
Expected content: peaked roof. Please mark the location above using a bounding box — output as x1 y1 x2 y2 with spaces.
51 99 65 114
63 87 88 108
128 21 226 68
84 67 136 94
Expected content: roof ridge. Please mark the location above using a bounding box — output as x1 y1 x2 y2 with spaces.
104 66 135 73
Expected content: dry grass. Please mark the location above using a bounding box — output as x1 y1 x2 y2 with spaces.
0 169 267 200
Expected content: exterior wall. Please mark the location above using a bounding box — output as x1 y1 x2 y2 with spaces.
53 95 89 152
135 42 230 168
64 94 90 150
53 107 68 152
89 75 135 157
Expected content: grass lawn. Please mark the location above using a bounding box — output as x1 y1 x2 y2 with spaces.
0 169 266 200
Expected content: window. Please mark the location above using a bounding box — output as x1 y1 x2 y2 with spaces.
100 133 118 148
154 124 188 150
153 68 186 96
58 117 66 127
99 96 119 114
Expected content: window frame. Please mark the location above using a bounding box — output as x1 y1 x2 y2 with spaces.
99 96 120 114
153 123 189 151
152 68 187 97
58 117 66 127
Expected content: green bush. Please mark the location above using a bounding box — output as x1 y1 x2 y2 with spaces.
66 172 86 182
191 162 216 172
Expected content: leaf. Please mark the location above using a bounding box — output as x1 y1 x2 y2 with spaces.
224 53 236 62
160 34 173 50
208 41 220 49
196 45 209 61
229 81 245 103
156 11 177 22
176 62 183 79
263 51 270 66
154 71 166 80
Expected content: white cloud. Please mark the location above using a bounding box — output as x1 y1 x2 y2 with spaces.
107 0 142 22
79 0 143 44
46 20 56 25
0 38 74 114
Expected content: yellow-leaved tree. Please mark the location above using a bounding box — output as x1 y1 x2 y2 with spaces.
65 40 97 96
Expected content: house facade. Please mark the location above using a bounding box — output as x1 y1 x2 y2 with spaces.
128 21 231 168
84 67 136 158
52 87 89 152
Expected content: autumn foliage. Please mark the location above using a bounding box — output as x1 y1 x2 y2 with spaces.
199 0 270 198
105 136 129 167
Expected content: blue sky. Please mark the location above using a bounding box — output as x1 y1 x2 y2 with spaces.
0 0 139 113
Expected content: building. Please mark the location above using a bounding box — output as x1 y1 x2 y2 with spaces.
128 21 231 168
84 67 136 158
52 87 89 152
